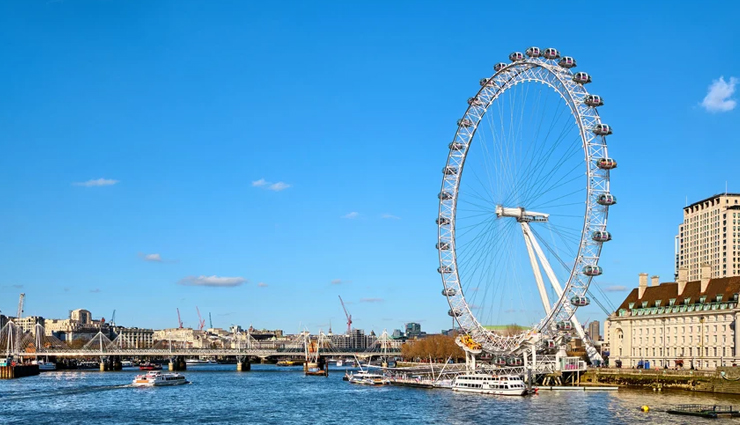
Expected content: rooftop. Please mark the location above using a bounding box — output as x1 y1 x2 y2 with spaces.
684 193 740 211
617 276 740 311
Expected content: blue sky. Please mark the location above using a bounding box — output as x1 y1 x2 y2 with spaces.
0 1 737 334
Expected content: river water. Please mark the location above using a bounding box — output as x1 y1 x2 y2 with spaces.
2 364 740 424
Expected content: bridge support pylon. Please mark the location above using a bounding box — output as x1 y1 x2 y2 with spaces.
237 356 251 372
169 356 187 371
99 356 122 372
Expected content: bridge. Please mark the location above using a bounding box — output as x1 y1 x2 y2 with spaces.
0 322 402 372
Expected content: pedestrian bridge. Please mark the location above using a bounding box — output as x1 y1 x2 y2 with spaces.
0 322 402 360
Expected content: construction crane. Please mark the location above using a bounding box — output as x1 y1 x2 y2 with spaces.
111 309 116 327
209 312 213 329
338 295 352 335
196 307 205 331
176 308 183 329
17 293 25 319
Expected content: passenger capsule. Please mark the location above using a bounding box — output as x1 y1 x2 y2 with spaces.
525 46 541 58
592 123 612 136
509 51 525 62
449 142 466 151
436 242 450 251
558 56 577 68
436 217 451 226
570 296 590 307
467 97 484 107
584 94 604 107
591 230 612 242
438 266 453 274
596 158 617 170
448 308 463 317
443 166 458 175
506 357 523 366
495 357 507 366
543 48 560 59
556 321 573 331
582 265 603 276
438 191 453 201
494 62 508 72
457 118 474 128
596 193 617 206
545 339 556 349
442 287 457 297
572 72 592 84
480 77 495 87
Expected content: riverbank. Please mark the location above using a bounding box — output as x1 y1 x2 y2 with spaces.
581 367 740 394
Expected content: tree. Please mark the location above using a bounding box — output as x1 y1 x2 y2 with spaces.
401 334 464 362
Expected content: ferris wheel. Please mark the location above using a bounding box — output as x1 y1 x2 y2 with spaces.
436 47 616 358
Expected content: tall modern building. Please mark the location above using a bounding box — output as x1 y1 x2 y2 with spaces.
677 193 740 281
405 322 421 338
588 320 601 341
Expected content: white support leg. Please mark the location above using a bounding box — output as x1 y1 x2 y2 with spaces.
523 222 604 365
520 223 551 315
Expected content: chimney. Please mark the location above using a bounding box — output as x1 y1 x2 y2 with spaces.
700 263 712 293
651 275 660 287
638 273 648 299
677 267 688 296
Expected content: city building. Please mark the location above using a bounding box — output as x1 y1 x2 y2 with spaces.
405 322 422 338
607 267 740 370
676 193 740 281
112 327 154 348
588 320 601 341
70 309 92 325
330 329 377 350
0 314 7 329
13 316 44 333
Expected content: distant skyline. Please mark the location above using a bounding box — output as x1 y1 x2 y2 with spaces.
0 1 737 333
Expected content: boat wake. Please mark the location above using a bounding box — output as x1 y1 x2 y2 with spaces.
0 384 133 402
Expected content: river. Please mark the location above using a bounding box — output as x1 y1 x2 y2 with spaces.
2 364 740 424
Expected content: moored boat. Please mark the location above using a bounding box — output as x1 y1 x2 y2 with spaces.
34 360 56 371
451 374 529 396
347 371 389 385
132 371 189 387
139 362 162 371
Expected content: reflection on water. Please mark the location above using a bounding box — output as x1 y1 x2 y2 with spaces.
3 365 740 424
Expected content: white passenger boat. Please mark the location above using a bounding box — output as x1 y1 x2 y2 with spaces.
121 360 134 367
348 371 389 386
452 374 528 396
132 371 189 387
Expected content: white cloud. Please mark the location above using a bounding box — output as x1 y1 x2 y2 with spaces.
252 178 291 191
143 253 162 262
605 285 628 292
701 76 738 112
258 282 268 288
342 212 359 219
381 213 400 220
73 178 119 187
178 275 247 287
268 182 291 191
360 297 384 303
